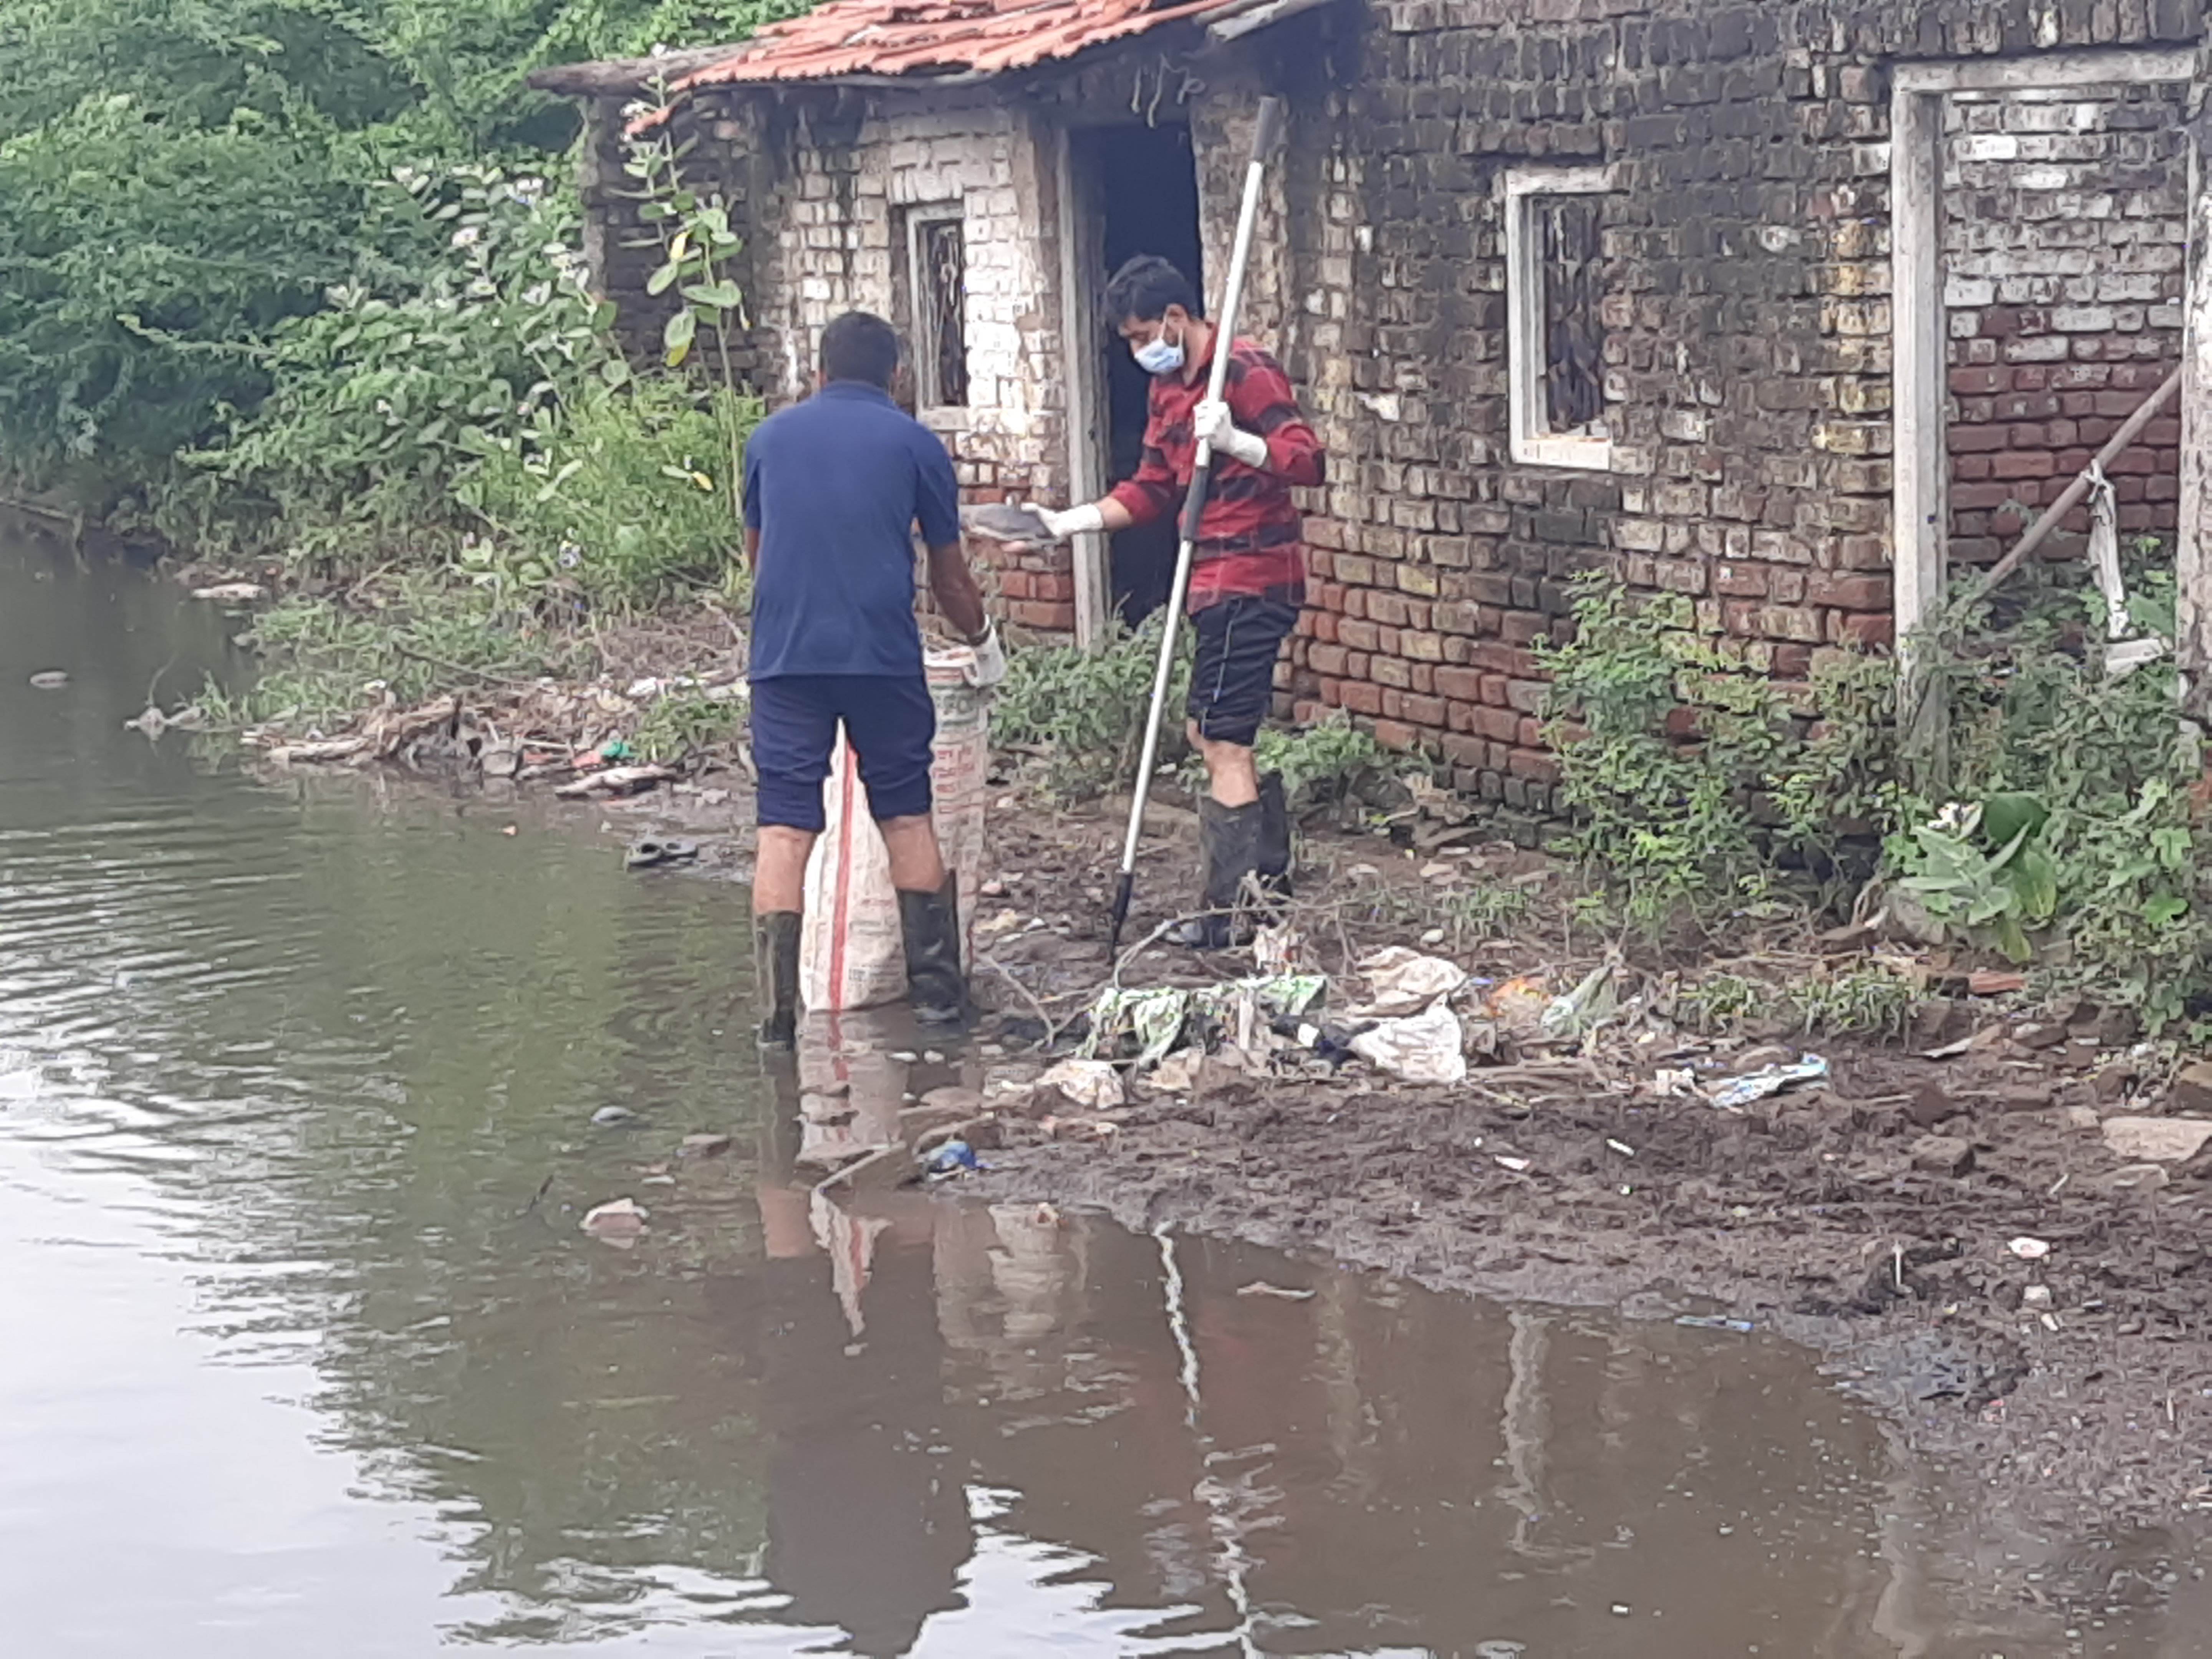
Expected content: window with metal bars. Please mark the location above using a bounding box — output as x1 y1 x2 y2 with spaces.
907 212 969 409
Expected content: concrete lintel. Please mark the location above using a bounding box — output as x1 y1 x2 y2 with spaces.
1892 46 2194 96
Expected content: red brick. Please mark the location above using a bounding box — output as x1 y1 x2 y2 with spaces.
1474 706 1520 742
1810 572 1888 610
998 570 1035 600
1372 718 1420 751
1367 591 1413 627
1439 733 1487 769
1517 717 1547 747
1952 454 1993 482
1838 612 1894 647
1989 452 2058 481
1714 563 1768 598
1342 588 1368 620
1507 749 1562 785
1400 694 1448 728
1032 573 1073 602
1338 618 1381 652
1309 611 1339 644
1499 610 1548 646
1308 643 1349 677
1340 680 1384 716
1949 366 2007 395
1949 424 2012 453
1436 666 1485 702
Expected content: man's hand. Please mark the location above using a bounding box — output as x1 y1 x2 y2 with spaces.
1032 502 1106 541
964 619 1008 688
1194 398 1270 470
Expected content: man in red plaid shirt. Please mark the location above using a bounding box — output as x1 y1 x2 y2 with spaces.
1033 255 1325 946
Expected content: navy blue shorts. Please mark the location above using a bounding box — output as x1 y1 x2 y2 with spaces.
1187 594 1299 749
750 675 936 833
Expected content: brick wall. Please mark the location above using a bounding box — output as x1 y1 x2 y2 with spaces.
575 0 2206 832
590 87 1083 633
1194 0 2200 840
1943 84 2187 562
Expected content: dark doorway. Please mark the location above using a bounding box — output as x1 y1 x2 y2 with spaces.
1074 122 1205 628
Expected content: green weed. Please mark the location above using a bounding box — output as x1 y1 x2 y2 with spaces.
992 614 1190 800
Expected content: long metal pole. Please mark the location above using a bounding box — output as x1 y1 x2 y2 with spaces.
1109 96 1287 954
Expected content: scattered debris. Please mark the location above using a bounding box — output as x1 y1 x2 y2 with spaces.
2008 1237 2051 1261
924 1139 985 1179
1493 1155 1532 1173
1675 1314 1756 1334
581 1197 648 1242
1035 1058 1126 1111
1540 960 1618 1040
2100 1116 2212 1164
624 836 699 870
1707 1053 1830 1110
1149 1048 1204 1093
590 1105 637 1127
1349 999 1467 1085
1910 1135 1976 1178
268 737 368 766
26 671 67 690
1967 969 2026 995
555 763 673 800
190 581 267 603
1237 1281 1316 1300
678 1133 733 1159
1350 946 1466 1017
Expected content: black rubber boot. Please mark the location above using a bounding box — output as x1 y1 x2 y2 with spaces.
754 911 803 1050
1169 796 1264 949
1256 770 1293 900
897 879 968 1026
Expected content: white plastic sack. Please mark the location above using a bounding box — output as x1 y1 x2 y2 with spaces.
1350 999 1468 1085
800 646 992 1012
1351 946 1467 1016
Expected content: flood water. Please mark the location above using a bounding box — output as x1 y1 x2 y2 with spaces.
2 521 2205 1656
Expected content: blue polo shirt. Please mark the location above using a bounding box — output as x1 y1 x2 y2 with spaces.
743 380 963 681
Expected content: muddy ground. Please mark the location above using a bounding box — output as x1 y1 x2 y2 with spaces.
202 580 2212 1541
638 783 2212 1538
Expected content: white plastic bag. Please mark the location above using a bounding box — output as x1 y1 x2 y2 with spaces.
800 646 991 1012
1350 1000 1469 1085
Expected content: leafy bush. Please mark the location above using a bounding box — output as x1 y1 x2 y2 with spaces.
993 614 1189 799
457 377 751 608
174 164 609 558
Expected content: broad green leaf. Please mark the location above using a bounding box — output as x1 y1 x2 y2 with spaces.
2006 844 2059 922
663 308 697 367
2144 894 2190 927
646 261 681 297
1980 791 2048 848
1992 914 2033 965
682 279 746 310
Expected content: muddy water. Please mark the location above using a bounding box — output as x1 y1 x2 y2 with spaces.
0 523 2200 1656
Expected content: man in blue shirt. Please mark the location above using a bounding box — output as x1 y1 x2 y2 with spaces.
745 311 1005 1047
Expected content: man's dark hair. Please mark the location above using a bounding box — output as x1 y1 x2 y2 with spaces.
1103 255 1203 326
820 310 902 389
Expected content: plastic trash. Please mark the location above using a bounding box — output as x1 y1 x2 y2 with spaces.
924 1139 984 1178
1352 946 1467 1016
1675 1314 1756 1333
1035 1058 1126 1111
2008 1236 2051 1260
1706 1053 1829 1109
1541 961 1618 1040
581 1197 649 1242
1349 999 1467 1085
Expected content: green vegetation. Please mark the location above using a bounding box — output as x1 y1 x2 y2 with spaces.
0 0 811 603
1542 565 2210 1029
993 615 1191 799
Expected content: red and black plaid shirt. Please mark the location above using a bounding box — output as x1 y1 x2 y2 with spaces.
1106 336 1325 613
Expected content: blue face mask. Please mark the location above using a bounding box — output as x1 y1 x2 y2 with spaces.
1133 330 1184 376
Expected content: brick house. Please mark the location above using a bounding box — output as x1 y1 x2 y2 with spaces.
535 0 2212 839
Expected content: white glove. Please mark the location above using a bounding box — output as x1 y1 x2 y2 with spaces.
1194 397 1270 469
1034 502 1105 541
964 619 1008 688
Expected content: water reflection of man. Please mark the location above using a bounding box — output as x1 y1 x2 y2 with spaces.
716 1063 968 1656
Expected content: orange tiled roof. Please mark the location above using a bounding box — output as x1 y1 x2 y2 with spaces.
674 0 1237 88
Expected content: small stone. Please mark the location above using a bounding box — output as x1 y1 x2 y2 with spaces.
2011 1021 2068 1051
2167 1059 2212 1116
2063 1104 2102 1131
1910 1134 1975 1177
678 1133 733 1158
591 1105 638 1126
2022 1284 2053 1308
2102 1162 2170 1193
1905 1084 1961 1128
27 671 67 690
2101 1116 2212 1164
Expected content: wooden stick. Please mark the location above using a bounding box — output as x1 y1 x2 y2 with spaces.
1962 365 2182 606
